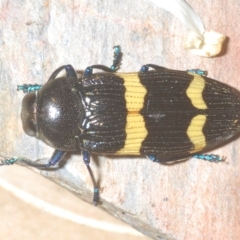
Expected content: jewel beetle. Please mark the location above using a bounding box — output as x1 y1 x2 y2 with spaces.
1 46 240 205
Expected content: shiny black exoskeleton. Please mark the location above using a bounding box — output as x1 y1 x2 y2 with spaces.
21 67 85 151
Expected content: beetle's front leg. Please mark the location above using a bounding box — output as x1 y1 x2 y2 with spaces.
1 149 100 205
47 64 77 82
0 150 66 168
17 65 78 93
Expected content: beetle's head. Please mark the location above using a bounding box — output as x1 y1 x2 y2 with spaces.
21 92 38 137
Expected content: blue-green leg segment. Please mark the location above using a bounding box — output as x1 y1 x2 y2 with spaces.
146 155 161 163
84 45 122 76
187 69 207 76
193 154 224 162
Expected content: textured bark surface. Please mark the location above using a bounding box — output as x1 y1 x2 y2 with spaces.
0 1 240 239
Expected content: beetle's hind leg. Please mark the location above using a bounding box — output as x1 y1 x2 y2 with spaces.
193 154 224 162
187 69 207 76
140 65 208 77
84 46 122 76
146 153 224 164
146 155 189 163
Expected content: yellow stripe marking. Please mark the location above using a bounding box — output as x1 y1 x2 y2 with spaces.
115 73 148 155
116 114 148 155
116 73 147 111
186 74 208 109
187 114 207 153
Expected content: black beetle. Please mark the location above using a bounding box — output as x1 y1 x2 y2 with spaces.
2 46 240 205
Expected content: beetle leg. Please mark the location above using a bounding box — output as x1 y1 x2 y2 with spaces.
45 150 67 167
1 150 100 205
139 65 207 76
110 45 122 71
146 155 188 163
47 65 77 82
187 69 207 76
140 64 167 73
84 46 122 76
65 65 78 78
146 153 224 163
146 155 160 163
82 150 100 206
17 65 78 93
0 150 66 168
193 154 224 162
75 134 100 205
28 149 66 168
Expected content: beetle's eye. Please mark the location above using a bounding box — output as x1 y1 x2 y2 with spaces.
21 92 38 137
